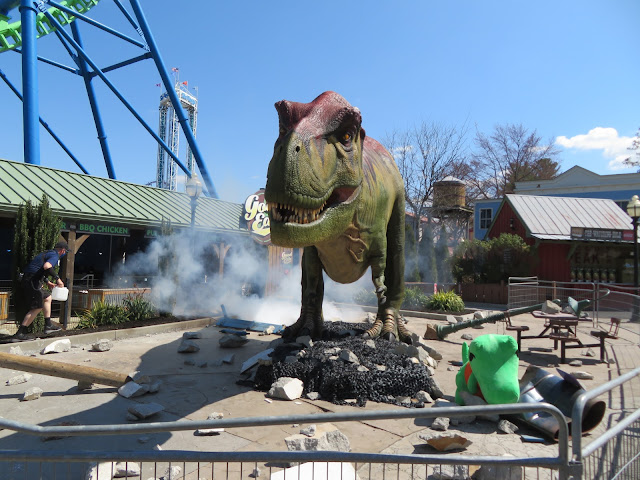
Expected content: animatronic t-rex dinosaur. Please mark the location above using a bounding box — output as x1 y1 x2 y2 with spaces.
264 91 409 343
455 334 520 406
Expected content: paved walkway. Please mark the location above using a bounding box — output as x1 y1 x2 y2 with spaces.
0 308 637 479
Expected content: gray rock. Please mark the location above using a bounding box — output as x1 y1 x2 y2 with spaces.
306 392 320 400
41 339 71 354
375 364 387 371
285 425 350 452
608 357 617 365
91 339 113 352
498 419 519 434
182 331 202 339
84 462 115 480
471 461 522 480
339 349 359 364
77 380 93 391
268 377 304 400
8 346 24 356
184 359 196 366
364 339 376 349
430 464 470 480
207 412 224 420
430 378 445 399
569 359 583 367
461 333 473 340
396 396 412 405
260 325 275 335
323 347 340 355
473 311 486 320
356 365 369 372
128 402 164 419
541 300 562 314
583 348 596 357
446 315 458 324
113 461 141 478
118 381 148 398
447 366 456 371
127 371 151 384
126 412 139 421
415 390 433 403
7 373 32 386
249 467 261 478
431 417 450 431
296 335 313 348
221 353 235 364
219 334 248 348
22 387 43 401
178 339 200 353
300 424 316 437
571 371 594 380
472 324 485 329
159 465 182 480
148 380 162 393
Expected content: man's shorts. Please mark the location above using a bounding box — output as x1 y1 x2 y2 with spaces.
22 276 50 310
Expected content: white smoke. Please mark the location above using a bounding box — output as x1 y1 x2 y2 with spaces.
109 229 371 326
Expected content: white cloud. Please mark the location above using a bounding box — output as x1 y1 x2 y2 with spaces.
556 127 634 170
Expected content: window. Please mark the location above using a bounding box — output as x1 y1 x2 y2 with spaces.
480 208 493 229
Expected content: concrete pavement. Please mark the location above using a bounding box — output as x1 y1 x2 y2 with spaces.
0 307 637 479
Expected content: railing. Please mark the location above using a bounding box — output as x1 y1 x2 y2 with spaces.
572 366 640 480
0 403 576 480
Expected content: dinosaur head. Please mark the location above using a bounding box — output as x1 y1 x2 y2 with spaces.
466 334 520 404
264 91 364 247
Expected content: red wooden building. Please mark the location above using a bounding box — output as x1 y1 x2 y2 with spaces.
487 195 636 283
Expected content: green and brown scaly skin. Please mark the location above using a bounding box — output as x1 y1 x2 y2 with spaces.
264 91 409 343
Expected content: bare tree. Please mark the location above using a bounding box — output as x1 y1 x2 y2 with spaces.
623 127 640 171
383 121 470 237
468 123 561 199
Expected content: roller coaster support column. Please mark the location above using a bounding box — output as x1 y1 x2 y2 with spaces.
19 0 40 165
71 21 116 179
128 0 218 198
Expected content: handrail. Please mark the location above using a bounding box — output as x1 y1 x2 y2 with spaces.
571 366 640 460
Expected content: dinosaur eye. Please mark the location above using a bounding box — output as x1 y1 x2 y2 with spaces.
468 353 475 362
342 133 351 142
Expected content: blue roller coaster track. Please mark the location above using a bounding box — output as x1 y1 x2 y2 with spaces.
0 0 218 198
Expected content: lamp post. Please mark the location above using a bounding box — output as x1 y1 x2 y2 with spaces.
185 173 202 229
627 195 640 290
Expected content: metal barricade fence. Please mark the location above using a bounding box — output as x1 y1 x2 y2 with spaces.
572 366 640 480
0 403 574 480
508 278 598 322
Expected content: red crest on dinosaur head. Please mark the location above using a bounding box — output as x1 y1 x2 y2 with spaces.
275 91 364 142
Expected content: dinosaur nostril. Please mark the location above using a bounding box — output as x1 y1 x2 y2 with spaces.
295 145 300 153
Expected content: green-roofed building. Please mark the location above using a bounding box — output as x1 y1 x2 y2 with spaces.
0 158 253 290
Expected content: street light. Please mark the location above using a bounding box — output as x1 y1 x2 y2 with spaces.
186 173 202 229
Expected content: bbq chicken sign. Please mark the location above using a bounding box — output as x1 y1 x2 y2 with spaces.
244 190 271 244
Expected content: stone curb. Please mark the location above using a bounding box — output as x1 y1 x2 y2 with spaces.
0 317 217 353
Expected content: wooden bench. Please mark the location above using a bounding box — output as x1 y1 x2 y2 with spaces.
549 332 582 364
589 317 621 362
504 312 530 352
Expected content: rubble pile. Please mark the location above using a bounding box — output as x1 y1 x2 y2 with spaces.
253 322 441 406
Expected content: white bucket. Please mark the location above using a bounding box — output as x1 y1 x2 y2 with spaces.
51 287 68 302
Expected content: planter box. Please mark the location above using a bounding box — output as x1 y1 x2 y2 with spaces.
72 288 151 310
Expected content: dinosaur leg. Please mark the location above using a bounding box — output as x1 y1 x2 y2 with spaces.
384 198 410 343
282 246 325 340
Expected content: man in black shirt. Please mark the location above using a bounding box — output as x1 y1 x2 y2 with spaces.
13 241 69 342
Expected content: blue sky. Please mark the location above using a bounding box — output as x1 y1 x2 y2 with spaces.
1 0 639 203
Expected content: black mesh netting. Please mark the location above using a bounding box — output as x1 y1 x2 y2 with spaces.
252 321 439 407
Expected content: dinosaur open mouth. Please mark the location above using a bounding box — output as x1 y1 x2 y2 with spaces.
268 185 359 224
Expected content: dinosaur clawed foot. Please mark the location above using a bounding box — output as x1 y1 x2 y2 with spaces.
282 312 323 340
364 309 412 344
